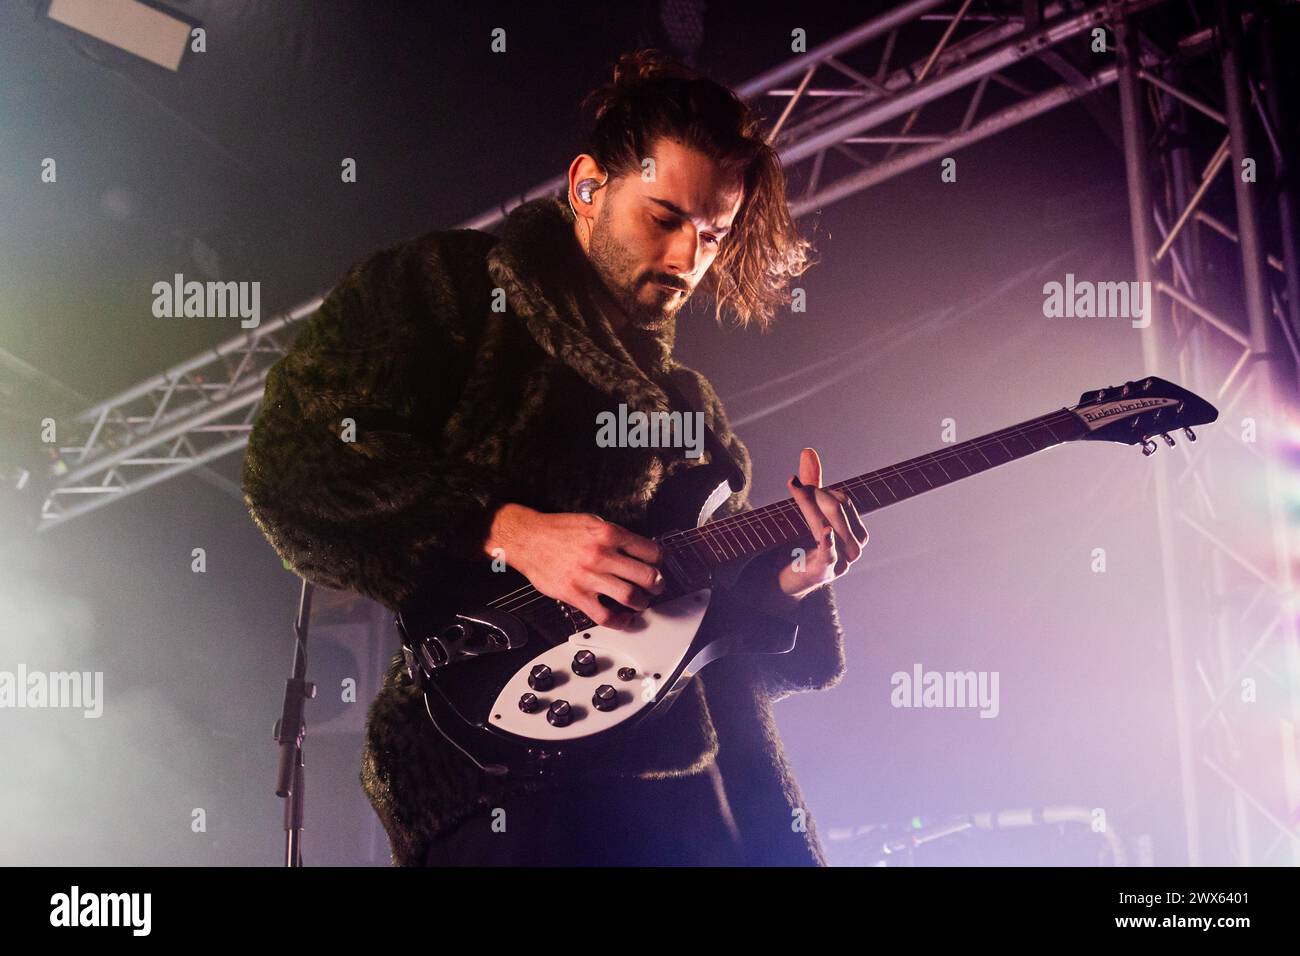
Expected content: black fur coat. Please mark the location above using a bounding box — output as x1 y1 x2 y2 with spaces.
241 194 847 866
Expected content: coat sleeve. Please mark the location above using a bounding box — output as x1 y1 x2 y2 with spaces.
240 231 507 610
668 367 848 703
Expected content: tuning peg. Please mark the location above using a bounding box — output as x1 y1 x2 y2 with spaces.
1183 426 1196 442
1162 432 1176 447
1140 438 1158 456
1143 378 1153 390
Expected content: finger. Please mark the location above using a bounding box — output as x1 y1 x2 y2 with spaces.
833 489 869 549
601 551 665 594
605 525 663 566
584 571 653 614
815 489 861 563
798 446 822 488
815 524 837 573
571 589 634 629
788 474 830 547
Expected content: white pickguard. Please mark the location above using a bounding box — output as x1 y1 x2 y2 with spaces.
488 589 712 742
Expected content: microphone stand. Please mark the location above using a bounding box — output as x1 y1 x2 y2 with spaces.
273 577 316 867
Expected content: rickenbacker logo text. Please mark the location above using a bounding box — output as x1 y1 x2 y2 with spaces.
1078 396 1176 431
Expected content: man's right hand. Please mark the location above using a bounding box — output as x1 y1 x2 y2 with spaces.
483 503 665 629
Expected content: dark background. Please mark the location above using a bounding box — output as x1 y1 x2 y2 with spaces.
2 0 1288 866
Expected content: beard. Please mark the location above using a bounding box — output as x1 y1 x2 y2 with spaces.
586 209 689 333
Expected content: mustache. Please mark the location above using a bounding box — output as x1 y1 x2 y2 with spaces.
649 277 689 292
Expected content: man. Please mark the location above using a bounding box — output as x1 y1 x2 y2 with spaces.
241 50 867 866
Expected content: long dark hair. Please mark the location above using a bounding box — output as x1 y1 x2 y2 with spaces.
577 49 817 331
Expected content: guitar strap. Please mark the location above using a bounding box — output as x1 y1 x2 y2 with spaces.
653 373 747 497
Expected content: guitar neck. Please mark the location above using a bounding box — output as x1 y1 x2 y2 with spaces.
472 374 1214 635
661 407 1086 588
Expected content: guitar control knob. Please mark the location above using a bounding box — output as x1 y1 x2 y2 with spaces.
1162 432 1175 447
592 685 618 711
546 700 573 727
572 649 598 677
617 667 637 681
518 692 540 713
528 664 554 691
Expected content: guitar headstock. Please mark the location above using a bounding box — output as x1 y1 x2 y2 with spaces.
1068 376 1218 455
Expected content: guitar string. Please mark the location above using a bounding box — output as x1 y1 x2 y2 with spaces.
662 409 1078 545
665 410 1080 550
478 416 1076 616
482 410 1078 612
489 410 1079 620
489 410 1078 619
486 410 1079 622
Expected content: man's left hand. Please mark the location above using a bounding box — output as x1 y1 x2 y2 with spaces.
732 446 869 621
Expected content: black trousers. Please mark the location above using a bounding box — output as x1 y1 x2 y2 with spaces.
424 763 748 866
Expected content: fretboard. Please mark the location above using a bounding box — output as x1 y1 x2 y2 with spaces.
660 407 1085 589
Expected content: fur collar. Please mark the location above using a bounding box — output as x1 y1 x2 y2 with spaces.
485 194 679 417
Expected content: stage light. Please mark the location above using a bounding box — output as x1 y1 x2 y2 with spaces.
46 0 190 72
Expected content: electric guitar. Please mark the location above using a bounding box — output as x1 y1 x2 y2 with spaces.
396 376 1218 776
